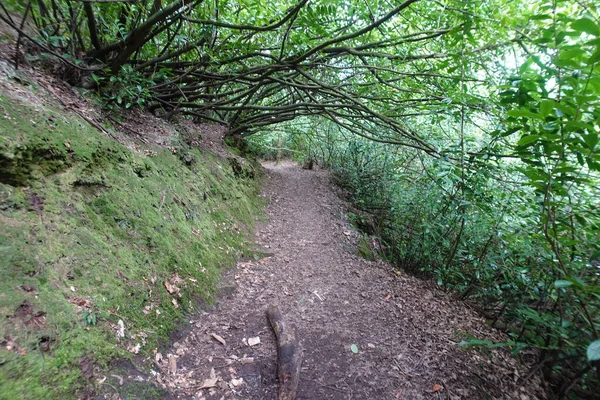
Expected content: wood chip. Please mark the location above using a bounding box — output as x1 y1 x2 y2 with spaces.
211 333 226 346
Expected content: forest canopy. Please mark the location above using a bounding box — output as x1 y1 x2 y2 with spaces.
0 0 552 144
1 0 599 397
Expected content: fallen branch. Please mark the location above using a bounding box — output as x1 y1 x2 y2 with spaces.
267 305 302 400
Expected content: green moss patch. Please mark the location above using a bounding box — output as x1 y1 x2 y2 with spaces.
0 92 262 399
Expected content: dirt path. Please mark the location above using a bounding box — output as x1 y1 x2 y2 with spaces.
157 161 547 400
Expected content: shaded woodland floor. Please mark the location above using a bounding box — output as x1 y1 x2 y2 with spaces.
154 161 549 400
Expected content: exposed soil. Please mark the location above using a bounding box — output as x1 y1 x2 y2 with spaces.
154 161 549 400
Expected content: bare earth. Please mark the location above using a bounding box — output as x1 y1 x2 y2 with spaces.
155 161 548 400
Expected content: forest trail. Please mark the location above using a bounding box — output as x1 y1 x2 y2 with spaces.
157 161 547 400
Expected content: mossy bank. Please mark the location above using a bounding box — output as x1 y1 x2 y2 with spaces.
0 75 262 399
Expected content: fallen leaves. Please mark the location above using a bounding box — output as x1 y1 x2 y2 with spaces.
9 300 47 330
164 280 179 296
127 343 141 354
142 303 155 314
1 336 26 355
199 378 218 389
164 273 186 298
433 383 442 392
199 367 218 389
68 297 93 310
191 227 203 238
154 350 163 364
18 284 37 294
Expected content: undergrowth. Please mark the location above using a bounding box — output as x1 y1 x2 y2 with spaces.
0 87 261 398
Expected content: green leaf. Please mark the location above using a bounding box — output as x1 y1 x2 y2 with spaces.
459 339 493 346
589 49 600 65
517 135 541 146
559 48 585 60
507 110 544 121
589 77 600 93
554 280 573 288
582 132 599 150
539 100 554 117
459 339 510 348
587 340 600 361
571 18 600 36
350 344 358 353
529 14 551 21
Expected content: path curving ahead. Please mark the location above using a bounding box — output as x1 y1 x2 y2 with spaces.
158 161 547 399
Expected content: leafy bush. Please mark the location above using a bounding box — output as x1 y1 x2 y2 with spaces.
92 65 156 110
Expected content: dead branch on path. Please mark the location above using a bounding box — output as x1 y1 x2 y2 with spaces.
267 305 302 400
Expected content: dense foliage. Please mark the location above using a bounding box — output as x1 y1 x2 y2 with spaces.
1 0 600 397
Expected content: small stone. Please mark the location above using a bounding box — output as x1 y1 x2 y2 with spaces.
231 377 243 387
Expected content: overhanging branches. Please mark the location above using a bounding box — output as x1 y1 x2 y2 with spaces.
1 0 516 156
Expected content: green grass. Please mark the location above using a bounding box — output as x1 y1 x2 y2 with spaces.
0 90 262 399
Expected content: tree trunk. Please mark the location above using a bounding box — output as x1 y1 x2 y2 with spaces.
276 131 282 164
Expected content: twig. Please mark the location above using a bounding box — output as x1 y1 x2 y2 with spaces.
472 372 502 394
300 377 348 393
441 379 452 400
393 358 415 377
106 116 149 143
518 359 545 386
0 12 99 71
159 191 166 210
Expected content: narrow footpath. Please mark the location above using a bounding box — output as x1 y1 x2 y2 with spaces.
157 161 548 400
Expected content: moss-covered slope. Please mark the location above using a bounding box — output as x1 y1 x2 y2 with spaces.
0 85 261 398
